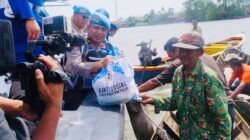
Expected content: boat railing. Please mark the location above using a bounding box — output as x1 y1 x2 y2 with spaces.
216 47 250 71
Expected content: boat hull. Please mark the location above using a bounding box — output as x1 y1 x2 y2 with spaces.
134 65 167 84
204 33 245 59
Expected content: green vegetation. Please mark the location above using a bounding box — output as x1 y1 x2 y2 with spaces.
183 0 250 22
121 8 181 27
120 0 250 27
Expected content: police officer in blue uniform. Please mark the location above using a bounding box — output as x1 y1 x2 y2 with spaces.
0 0 45 63
66 12 119 85
107 23 119 41
71 5 91 38
64 12 121 109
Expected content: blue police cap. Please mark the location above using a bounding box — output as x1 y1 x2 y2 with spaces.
73 5 91 17
90 12 110 29
95 9 110 19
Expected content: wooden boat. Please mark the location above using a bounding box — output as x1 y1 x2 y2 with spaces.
134 34 245 85
204 33 245 59
134 64 168 84
152 47 250 140
133 57 171 84
216 47 250 126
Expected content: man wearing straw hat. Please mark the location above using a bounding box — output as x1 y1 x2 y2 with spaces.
139 32 231 139
137 41 158 66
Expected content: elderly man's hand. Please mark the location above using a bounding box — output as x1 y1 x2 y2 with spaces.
26 19 40 40
35 55 64 108
138 93 154 105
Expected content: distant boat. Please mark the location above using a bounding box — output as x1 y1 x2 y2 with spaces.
204 33 245 59
133 58 170 84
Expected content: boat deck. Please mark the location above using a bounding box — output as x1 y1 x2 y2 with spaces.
55 92 125 140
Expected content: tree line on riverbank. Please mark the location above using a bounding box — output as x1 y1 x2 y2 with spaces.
120 0 250 27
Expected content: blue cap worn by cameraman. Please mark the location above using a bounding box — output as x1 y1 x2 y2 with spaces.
90 12 110 30
73 5 91 17
95 9 110 19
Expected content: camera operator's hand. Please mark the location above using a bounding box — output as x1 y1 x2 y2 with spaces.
33 55 64 140
26 19 40 40
36 55 64 108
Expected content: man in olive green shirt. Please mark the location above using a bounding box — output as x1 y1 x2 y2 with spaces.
139 33 231 140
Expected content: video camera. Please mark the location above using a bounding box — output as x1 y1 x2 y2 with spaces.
25 16 85 62
0 16 86 116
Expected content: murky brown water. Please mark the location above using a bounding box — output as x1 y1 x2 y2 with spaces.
124 84 172 140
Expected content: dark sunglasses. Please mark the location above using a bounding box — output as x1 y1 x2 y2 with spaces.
81 15 89 19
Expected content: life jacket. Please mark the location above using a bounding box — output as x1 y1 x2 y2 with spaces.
72 42 118 90
82 42 116 62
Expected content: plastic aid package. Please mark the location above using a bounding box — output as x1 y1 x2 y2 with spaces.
92 58 141 106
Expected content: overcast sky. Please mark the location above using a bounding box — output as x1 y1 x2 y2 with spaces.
46 0 185 20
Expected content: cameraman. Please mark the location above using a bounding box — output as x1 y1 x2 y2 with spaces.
0 55 64 140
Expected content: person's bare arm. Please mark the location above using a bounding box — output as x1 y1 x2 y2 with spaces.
32 55 64 140
151 48 157 56
228 78 234 89
138 79 160 93
229 82 246 99
66 47 113 76
0 97 38 121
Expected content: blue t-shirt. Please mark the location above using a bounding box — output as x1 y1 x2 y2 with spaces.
0 0 44 63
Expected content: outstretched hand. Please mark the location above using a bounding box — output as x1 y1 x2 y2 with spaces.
138 93 154 105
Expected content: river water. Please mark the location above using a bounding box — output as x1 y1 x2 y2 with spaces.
1 18 250 93
111 17 250 65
